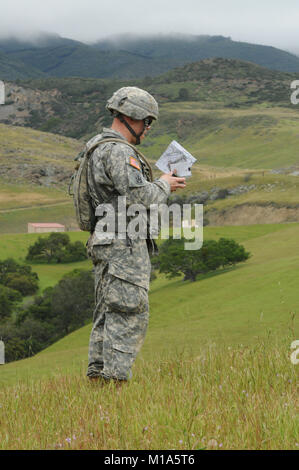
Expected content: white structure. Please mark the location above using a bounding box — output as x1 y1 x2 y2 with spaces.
28 223 65 234
0 341 4 365
182 219 200 228
0 81 5 105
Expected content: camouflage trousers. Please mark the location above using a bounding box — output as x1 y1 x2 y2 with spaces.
87 260 149 381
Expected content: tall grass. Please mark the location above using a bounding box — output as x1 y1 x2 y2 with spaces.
0 337 297 450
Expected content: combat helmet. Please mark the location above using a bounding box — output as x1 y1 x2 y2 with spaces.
106 86 159 121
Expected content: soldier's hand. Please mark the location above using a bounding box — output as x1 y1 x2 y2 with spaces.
160 171 186 192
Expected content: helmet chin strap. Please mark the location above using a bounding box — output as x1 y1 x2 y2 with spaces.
117 114 145 146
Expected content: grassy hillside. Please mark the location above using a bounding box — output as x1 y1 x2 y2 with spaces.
0 124 81 232
0 49 44 81
0 231 90 290
0 223 298 450
0 123 81 181
0 58 299 232
0 199 78 234
0 338 297 450
2 104 299 174
144 105 299 170
0 222 298 381
1 165 299 234
1 58 297 140
0 47 298 450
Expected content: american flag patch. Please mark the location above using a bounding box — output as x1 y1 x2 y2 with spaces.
129 156 141 171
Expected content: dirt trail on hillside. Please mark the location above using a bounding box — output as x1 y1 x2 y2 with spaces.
2 201 299 227
207 204 299 226
0 201 71 213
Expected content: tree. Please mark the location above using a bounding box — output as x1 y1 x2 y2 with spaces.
0 317 53 362
21 269 94 336
4 273 39 296
1 269 94 363
50 270 94 335
0 286 14 321
0 259 39 297
26 233 69 263
178 88 190 101
26 233 87 263
217 238 250 266
23 287 54 323
0 258 19 284
62 240 88 262
153 237 250 282
0 284 23 329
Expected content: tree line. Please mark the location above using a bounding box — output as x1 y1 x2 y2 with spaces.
26 232 87 264
153 237 250 282
0 233 90 362
0 234 250 362
0 268 94 362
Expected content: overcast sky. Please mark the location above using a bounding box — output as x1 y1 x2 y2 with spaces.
0 0 298 53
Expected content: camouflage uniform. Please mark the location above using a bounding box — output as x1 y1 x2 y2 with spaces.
86 127 170 381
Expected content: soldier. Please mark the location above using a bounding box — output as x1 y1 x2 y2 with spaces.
86 86 186 384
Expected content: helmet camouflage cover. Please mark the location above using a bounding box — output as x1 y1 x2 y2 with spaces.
106 86 159 121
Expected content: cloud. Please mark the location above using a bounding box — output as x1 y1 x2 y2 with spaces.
0 0 298 52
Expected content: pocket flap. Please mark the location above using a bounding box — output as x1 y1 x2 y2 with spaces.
113 343 134 354
108 262 149 289
92 230 114 246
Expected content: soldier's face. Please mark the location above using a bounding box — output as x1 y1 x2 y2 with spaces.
132 119 149 141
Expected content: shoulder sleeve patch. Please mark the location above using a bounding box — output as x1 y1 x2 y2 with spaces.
129 156 141 171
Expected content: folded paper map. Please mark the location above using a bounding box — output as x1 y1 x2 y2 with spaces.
155 140 197 177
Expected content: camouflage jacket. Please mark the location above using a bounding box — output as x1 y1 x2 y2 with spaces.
86 128 170 290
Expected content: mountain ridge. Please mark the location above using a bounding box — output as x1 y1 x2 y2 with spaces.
1 32 299 80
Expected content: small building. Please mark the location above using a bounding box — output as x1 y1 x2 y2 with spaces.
28 223 65 234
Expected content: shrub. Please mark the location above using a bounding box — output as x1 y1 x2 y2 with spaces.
26 233 87 264
153 237 250 282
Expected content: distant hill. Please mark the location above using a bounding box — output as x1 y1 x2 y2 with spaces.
1 57 299 214
93 33 299 74
0 49 45 80
0 58 296 140
1 32 299 80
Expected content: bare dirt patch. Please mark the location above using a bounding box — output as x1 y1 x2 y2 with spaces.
207 204 299 226
0 192 66 209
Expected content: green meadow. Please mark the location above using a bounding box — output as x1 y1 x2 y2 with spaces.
145 105 299 170
0 340 297 450
1 168 299 234
0 222 298 375
0 223 298 449
0 113 299 449
0 60 298 448
0 231 90 290
0 123 81 168
1 99 299 235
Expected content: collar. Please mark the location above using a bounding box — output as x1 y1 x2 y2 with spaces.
85 128 127 152
101 127 127 141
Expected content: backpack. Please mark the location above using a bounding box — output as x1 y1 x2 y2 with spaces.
69 138 153 233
